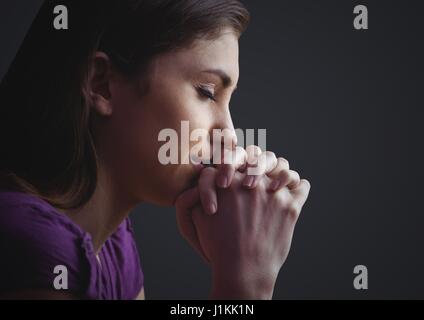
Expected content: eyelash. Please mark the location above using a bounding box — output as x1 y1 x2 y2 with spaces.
196 85 217 102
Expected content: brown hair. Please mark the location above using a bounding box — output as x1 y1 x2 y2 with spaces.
0 0 250 209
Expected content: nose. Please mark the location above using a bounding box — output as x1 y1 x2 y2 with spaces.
211 107 237 151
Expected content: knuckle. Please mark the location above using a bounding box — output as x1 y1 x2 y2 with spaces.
231 170 245 186
265 151 278 170
234 147 248 168
257 155 268 172
278 169 290 182
222 149 233 165
264 151 277 160
290 170 301 182
278 157 290 168
302 179 311 191
273 191 287 208
286 202 300 220
235 146 247 157
246 145 262 156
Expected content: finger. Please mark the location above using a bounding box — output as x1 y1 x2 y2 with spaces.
245 145 262 168
267 157 290 179
175 185 200 210
215 146 247 188
175 187 200 242
175 187 209 263
209 128 237 165
243 151 278 189
242 145 262 187
268 169 301 192
198 166 218 215
290 179 311 208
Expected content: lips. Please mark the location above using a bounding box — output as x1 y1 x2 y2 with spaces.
201 161 215 168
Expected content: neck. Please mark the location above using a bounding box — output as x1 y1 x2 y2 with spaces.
64 163 137 253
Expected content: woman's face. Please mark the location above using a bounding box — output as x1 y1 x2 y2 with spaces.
96 29 240 206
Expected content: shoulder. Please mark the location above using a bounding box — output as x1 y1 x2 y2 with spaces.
0 191 87 255
0 191 85 239
0 191 94 297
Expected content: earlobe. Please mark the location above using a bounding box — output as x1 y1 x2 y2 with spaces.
88 52 114 117
90 92 113 116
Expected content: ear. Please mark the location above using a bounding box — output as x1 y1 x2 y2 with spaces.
88 52 114 116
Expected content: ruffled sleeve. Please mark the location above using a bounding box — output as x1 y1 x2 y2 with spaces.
0 192 98 298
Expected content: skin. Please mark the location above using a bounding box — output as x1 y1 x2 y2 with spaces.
4 28 310 299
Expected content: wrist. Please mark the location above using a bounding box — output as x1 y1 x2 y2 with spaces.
209 265 276 300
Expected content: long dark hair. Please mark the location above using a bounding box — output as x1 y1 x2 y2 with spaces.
0 0 249 209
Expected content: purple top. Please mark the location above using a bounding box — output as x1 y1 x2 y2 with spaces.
0 191 144 299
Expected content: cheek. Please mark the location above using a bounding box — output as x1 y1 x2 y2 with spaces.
108 82 215 204
144 82 215 161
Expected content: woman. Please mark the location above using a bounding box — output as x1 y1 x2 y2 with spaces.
0 0 310 299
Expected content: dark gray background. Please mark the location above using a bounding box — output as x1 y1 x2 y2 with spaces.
1 0 423 299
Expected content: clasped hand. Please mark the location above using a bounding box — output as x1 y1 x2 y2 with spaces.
175 145 311 299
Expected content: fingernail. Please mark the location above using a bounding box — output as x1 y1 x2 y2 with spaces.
250 176 258 188
218 175 228 188
270 180 281 191
243 176 254 188
208 203 217 215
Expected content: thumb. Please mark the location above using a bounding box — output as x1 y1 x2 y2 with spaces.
175 187 210 263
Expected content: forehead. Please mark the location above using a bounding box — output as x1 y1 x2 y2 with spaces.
187 31 240 72
149 30 240 83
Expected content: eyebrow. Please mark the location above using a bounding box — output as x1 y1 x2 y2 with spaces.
201 69 238 91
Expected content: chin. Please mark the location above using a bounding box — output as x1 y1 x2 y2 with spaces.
169 172 200 206
142 164 200 207
146 177 193 208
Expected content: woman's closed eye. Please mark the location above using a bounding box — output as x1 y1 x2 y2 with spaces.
196 84 217 102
